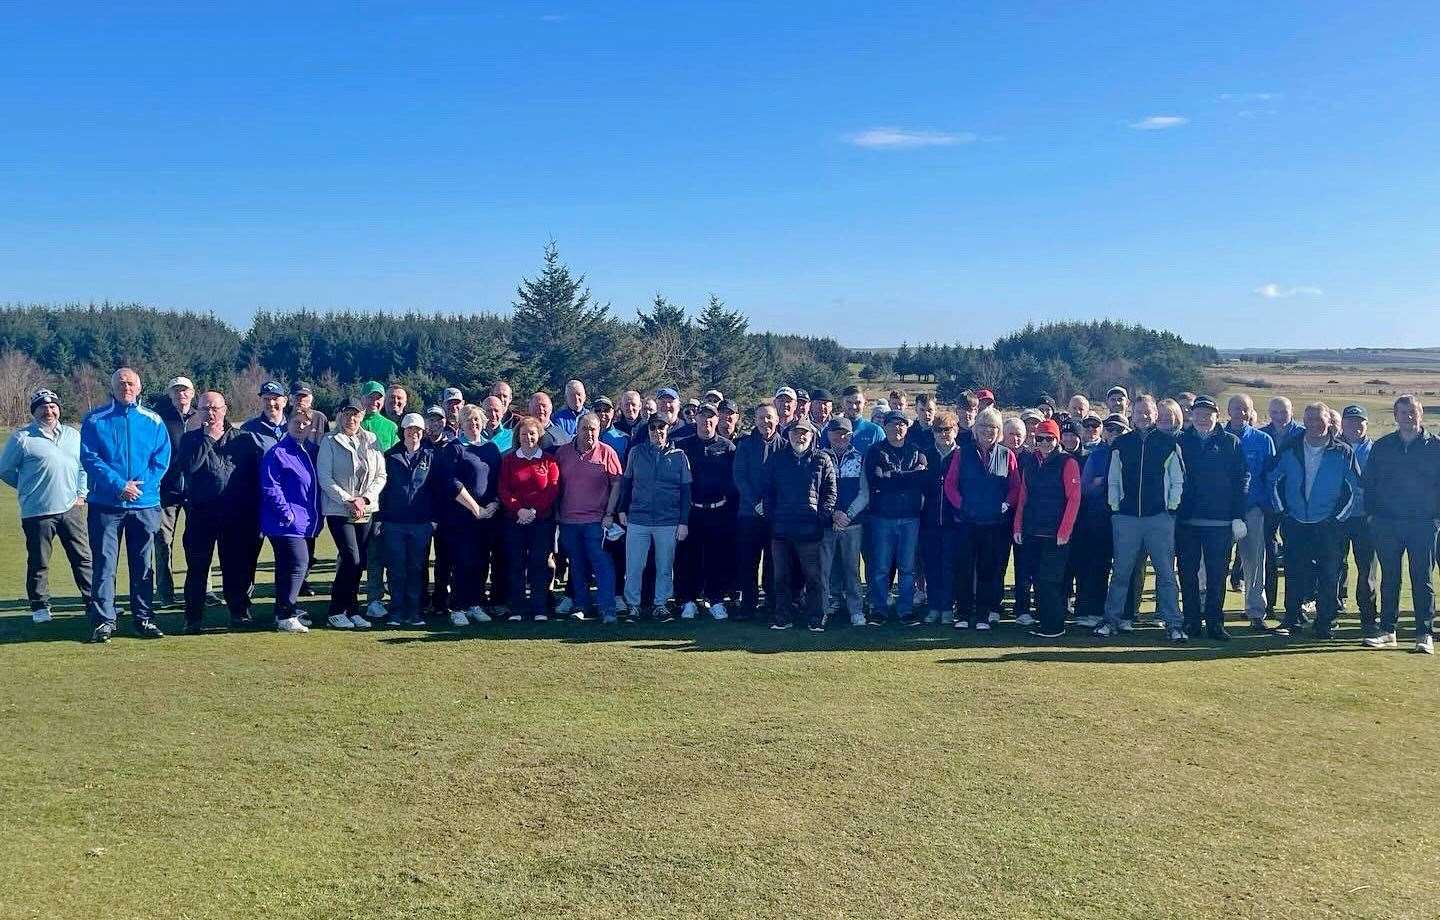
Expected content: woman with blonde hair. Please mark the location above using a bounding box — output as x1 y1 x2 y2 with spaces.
317 397 387 629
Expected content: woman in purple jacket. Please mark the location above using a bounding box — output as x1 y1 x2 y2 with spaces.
259 414 323 633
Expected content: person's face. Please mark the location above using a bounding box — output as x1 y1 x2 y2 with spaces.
657 395 679 420
566 382 586 411
1061 431 1080 451
1156 407 1179 433
482 397 504 429
1132 400 1156 430
1102 424 1123 444
843 393 864 419
363 393 384 413
1303 406 1328 440
755 407 778 439
340 408 362 435
619 393 642 422
517 424 540 450
916 403 936 426
493 384 513 410
287 413 308 439
1269 399 1292 428
1083 420 1102 442
112 370 141 405
1003 426 1024 450
1395 400 1422 435
885 419 909 445
529 396 552 426
576 418 600 451
1193 407 1218 435
794 399 810 419
827 428 851 452
1069 396 1089 415
648 423 668 447
697 412 718 439
1034 431 1057 458
1039 405 1053 420
934 419 957 451
170 385 193 413
810 400 833 423
462 411 483 441
958 406 977 429
295 392 313 411
788 427 813 453
386 388 407 416
644 399 657 415
681 405 697 424
891 394 908 411
426 415 446 439
1107 393 1126 413
1342 415 1368 442
1227 398 1250 429
446 398 463 422
198 394 227 426
718 409 738 437
262 394 286 417
33 401 60 427
974 420 1000 450
774 394 795 419
403 425 423 450
595 405 615 430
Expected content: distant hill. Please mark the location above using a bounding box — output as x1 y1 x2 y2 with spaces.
1218 347 1440 370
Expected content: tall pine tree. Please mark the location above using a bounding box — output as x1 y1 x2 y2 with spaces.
694 294 764 400
509 242 616 395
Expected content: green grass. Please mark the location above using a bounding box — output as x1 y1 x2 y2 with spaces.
1 500 1437 919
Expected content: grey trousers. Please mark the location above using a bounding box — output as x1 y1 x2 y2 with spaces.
1237 505 1268 618
22 506 94 610
822 524 864 618
367 520 388 606
1105 514 1182 628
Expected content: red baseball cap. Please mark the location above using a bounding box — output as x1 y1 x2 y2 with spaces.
1033 419 1061 439
975 388 995 400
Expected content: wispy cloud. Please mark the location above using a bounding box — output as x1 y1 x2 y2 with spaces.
847 127 976 149
1129 115 1188 130
1255 283 1324 299
1219 92 1280 102
540 13 567 22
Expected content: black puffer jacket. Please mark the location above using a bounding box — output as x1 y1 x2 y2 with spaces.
761 445 836 541
1177 427 1248 522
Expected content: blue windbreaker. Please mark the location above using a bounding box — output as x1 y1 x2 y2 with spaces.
80 399 171 509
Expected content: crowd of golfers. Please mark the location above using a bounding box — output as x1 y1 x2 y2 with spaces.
4 367 1438 655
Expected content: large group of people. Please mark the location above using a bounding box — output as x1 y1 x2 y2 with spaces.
3 367 1437 656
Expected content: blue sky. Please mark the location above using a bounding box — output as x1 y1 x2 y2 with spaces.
3 2 1438 348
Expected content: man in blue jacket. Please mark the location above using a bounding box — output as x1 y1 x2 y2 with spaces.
1267 401 1360 639
80 367 172 642
1225 394 1277 629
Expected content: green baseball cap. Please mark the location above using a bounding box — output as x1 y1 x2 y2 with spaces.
361 380 385 397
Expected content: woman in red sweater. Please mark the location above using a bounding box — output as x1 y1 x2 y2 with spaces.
499 416 561 621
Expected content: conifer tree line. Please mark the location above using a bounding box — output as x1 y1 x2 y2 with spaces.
0 243 1216 423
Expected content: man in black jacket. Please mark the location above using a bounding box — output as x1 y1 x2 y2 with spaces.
379 415 437 628
674 403 737 620
761 418 836 631
1175 396 1249 640
733 404 781 620
1361 394 1440 654
865 411 928 625
175 391 265 633
155 376 198 608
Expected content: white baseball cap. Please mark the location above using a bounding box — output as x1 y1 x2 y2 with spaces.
167 376 195 391
400 413 426 430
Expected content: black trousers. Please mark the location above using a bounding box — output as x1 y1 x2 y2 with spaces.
955 520 1009 620
506 518 555 618
445 517 497 611
770 536 829 627
735 515 773 613
21 506 93 610
676 504 736 604
1020 535 1070 634
1338 516 1379 628
271 535 308 622
182 506 260 624
1264 510 1283 615
326 517 373 618
1280 518 1343 631
1071 516 1112 621
423 524 451 613
1176 523 1233 631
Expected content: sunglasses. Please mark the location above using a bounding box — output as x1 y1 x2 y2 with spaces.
1034 435 1057 443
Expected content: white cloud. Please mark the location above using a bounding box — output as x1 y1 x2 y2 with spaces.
1255 283 1324 299
1219 92 1280 102
847 127 976 149
1129 115 1188 130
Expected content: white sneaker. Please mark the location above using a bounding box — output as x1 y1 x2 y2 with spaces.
276 616 309 633
327 614 355 629
953 619 969 630
466 606 492 624
850 612 867 627
31 607 53 624
1015 613 1036 627
1416 635 1435 655
975 621 991 631
449 611 470 627
348 614 372 629
1118 620 1135 633
710 603 728 620
1361 632 1397 649
680 601 698 620
987 611 1000 624
534 613 548 622
555 597 575 616
1074 615 1101 628
1169 627 1188 643
1093 623 1114 637
366 600 387 620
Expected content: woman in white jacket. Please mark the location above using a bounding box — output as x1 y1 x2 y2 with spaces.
317 399 387 629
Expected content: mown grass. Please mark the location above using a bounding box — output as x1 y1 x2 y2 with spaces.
1 498 1437 918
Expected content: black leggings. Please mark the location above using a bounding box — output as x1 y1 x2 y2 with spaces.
271 535 309 622
326 517 373 618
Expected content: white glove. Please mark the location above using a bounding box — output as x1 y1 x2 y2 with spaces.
1231 519 1248 541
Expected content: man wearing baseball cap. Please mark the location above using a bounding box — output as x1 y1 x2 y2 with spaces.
821 416 869 627
1175 396 1249 640
772 387 798 428
359 380 398 451
286 381 329 455
442 387 464 437
975 389 996 411
1105 386 1129 417
0 389 93 623
673 402 737 620
241 381 289 450
761 417 837 630
1071 413 1129 629
1336 404 1378 632
153 375 198 608
865 410 928 625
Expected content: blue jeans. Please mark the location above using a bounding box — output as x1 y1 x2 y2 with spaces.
624 523 677 610
867 516 919 617
86 504 163 626
560 521 616 617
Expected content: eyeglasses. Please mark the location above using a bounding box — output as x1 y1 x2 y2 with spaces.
934 427 957 434
1034 435 1057 443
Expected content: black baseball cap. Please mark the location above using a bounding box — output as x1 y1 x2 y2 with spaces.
1191 395 1219 412
592 395 614 410
1342 404 1367 419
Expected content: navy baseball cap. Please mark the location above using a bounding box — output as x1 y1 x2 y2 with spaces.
259 381 286 397
656 387 679 400
825 416 853 434
883 411 910 426
1342 404 1368 420
1191 395 1219 412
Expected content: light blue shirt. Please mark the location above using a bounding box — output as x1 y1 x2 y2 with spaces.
0 422 88 519
477 426 513 453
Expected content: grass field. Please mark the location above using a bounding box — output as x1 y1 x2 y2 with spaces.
3 371 1440 919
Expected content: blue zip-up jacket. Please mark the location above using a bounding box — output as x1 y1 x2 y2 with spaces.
1268 434 1360 524
80 399 171 509
848 417 884 458
1225 422 1276 512
1342 436 1372 516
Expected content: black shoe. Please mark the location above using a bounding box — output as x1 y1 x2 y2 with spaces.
134 620 165 639
299 582 317 597
91 622 114 644
183 621 204 636
229 614 256 630
1183 621 1203 637
653 606 676 623
808 621 825 632
204 592 223 607
1313 628 1335 640
1206 626 1232 641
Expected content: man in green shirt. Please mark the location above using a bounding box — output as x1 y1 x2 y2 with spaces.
359 380 398 451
